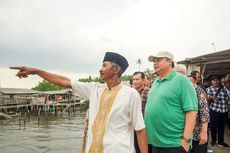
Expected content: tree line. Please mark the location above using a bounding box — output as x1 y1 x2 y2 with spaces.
32 75 133 91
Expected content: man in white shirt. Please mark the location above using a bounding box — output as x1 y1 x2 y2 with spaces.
10 52 148 153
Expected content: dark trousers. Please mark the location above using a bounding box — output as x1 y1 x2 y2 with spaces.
210 110 228 143
152 146 189 153
227 117 230 130
191 141 207 153
135 132 153 153
134 131 140 153
148 144 153 153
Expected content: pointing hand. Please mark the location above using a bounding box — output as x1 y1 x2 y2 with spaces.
10 66 36 79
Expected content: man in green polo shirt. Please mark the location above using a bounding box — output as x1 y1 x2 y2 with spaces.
144 50 198 153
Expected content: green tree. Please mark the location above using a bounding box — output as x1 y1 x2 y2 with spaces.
78 76 104 83
33 80 63 91
121 74 132 81
78 75 132 83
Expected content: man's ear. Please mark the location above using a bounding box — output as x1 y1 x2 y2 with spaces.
112 66 120 76
112 66 119 74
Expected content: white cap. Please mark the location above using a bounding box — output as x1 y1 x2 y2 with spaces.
148 50 174 62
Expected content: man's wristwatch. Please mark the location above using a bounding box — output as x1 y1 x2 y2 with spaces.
181 136 191 143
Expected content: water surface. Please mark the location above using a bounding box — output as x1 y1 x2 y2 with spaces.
0 112 85 153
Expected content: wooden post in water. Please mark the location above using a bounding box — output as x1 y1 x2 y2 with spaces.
23 112 26 129
26 105 28 115
34 104 38 117
27 109 30 119
68 106 70 116
81 109 89 153
19 112 22 129
44 104 47 117
38 107 41 124
43 104 47 120
55 106 58 116
52 102 55 114
73 98 75 113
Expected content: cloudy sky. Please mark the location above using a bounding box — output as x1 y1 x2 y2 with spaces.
0 0 230 88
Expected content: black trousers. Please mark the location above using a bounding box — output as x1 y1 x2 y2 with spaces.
148 144 153 153
191 141 207 153
151 146 189 153
210 110 228 143
227 117 230 130
134 131 140 153
134 132 153 153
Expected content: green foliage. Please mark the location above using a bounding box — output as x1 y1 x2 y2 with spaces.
78 74 132 83
121 74 132 81
144 69 154 80
33 80 63 91
78 76 104 83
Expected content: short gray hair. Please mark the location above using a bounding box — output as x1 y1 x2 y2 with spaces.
111 62 123 77
175 64 187 75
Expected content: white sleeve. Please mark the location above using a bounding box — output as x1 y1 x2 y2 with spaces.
130 90 145 131
71 80 98 99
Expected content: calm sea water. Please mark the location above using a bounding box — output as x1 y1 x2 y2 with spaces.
0 112 86 153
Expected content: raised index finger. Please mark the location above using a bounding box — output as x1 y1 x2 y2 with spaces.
9 66 22 70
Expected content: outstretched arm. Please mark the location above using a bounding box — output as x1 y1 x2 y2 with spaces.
10 66 71 88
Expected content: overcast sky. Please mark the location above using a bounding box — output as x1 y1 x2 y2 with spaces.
0 0 230 88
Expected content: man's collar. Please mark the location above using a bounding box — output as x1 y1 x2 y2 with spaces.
105 82 123 91
156 70 176 82
136 85 145 91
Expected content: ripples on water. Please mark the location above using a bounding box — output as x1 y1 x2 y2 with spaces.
0 112 86 153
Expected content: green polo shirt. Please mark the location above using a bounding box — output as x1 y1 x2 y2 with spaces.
144 70 198 147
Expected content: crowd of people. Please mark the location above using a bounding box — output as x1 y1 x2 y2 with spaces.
10 51 230 153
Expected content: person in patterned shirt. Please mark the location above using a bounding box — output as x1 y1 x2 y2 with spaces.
175 66 210 153
206 75 230 148
132 71 150 153
132 71 150 115
188 74 210 153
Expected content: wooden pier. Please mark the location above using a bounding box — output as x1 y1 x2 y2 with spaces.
0 100 88 113
0 88 89 116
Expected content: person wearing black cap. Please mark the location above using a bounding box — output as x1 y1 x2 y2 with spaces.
206 76 230 148
10 52 148 153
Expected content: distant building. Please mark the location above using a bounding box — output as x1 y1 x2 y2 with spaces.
40 89 76 104
0 88 40 106
178 49 230 79
0 88 39 98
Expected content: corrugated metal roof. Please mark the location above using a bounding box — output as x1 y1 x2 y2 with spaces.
178 49 230 64
178 49 230 77
0 88 40 95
